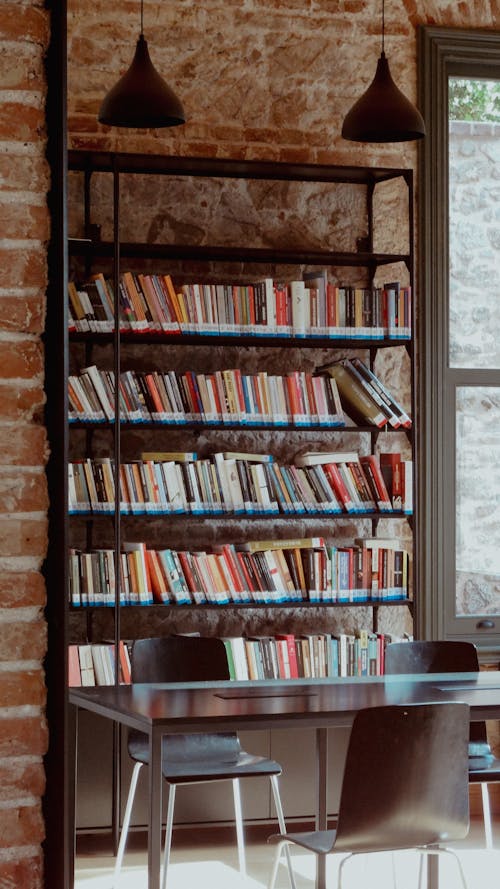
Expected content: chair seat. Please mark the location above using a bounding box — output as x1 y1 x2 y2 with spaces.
468 753 500 782
128 729 282 782
269 829 337 855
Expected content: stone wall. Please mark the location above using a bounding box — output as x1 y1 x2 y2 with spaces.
0 2 50 887
0 0 500 882
449 120 500 367
449 120 500 616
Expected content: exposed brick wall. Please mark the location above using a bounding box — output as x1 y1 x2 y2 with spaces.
0 1 50 886
0 0 499 884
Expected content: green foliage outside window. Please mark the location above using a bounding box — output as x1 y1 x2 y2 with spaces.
449 77 500 122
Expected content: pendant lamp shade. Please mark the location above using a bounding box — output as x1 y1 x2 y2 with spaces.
98 33 185 128
341 51 425 142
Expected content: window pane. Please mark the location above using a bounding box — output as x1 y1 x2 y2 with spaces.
449 77 500 369
456 386 500 616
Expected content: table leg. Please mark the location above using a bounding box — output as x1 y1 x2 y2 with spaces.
427 852 439 889
315 728 328 889
148 728 163 889
69 704 78 889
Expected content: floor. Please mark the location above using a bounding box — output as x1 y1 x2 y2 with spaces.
75 818 500 889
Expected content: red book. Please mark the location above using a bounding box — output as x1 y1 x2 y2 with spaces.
232 285 242 327
236 551 257 596
68 645 81 687
360 455 392 511
220 544 246 596
285 374 301 419
177 551 200 595
144 373 166 414
247 285 256 326
379 452 402 510
184 371 204 416
275 634 299 678
326 283 338 327
118 641 132 684
323 462 355 512
145 549 170 604
304 373 317 418
275 285 288 328
232 369 247 414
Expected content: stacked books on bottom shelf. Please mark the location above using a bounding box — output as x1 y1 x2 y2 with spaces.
224 630 402 680
67 630 410 686
69 537 411 608
68 640 131 687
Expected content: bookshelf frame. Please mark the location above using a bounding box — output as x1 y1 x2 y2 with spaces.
67 149 416 649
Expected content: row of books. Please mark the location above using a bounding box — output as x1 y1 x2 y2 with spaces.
68 272 411 340
68 537 410 608
223 629 404 680
68 640 131 687
68 357 411 431
68 450 412 517
69 364 345 428
68 631 411 686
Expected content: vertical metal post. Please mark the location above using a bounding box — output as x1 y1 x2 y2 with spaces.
315 727 328 889
112 157 122 854
149 728 163 889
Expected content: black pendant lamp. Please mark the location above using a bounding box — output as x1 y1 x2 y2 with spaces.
341 0 425 143
98 0 185 128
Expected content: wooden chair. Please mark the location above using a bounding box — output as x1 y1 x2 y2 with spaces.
114 636 295 889
385 639 500 849
267 702 470 889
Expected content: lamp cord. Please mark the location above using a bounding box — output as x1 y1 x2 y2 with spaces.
381 0 385 54
140 0 144 36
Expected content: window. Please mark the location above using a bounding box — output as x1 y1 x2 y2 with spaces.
418 28 500 656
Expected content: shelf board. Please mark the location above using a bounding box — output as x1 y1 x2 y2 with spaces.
68 237 409 269
69 510 411 520
68 420 407 433
68 150 411 186
68 330 411 349
69 598 413 613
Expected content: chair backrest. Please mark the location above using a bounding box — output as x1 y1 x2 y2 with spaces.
131 635 230 683
335 703 470 853
384 640 479 675
129 636 239 763
384 640 486 744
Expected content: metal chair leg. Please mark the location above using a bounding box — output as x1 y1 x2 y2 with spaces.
268 840 289 889
161 784 177 889
337 852 353 889
269 775 297 889
424 848 469 889
480 783 493 849
417 851 425 889
232 778 247 876
390 851 397 889
113 761 143 886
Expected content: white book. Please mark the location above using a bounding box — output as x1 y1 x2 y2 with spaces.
250 463 278 514
223 458 245 514
289 280 307 337
91 645 110 686
81 364 115 420
162 461 188 513
78 645 96 686
213 453 235 513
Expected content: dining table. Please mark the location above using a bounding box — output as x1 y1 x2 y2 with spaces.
70 669 500 889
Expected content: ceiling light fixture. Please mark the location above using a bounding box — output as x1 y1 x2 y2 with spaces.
341 0 425 143
98 0 185 128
